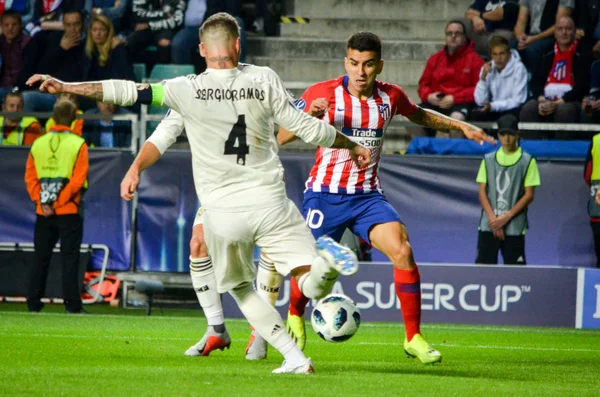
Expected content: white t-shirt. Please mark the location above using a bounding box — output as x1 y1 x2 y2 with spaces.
150 67 337 212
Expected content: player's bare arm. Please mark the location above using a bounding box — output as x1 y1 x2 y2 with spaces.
406 107 496 145
331 131 370 168
26 74 104 101
27 75 161 109
120 142 162 201
277 98 329 146
277 127 297 145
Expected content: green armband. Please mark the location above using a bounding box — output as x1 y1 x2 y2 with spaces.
150 83 165 106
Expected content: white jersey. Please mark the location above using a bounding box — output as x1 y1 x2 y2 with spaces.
155 68 337 212
148 63 295 155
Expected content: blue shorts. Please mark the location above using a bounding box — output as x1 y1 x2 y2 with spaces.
301 191 402 244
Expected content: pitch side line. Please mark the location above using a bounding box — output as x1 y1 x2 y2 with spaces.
1 332 599 354
0 312 596 335
357 342 600 353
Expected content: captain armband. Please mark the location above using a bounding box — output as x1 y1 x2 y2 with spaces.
136 83 165 106
101 80 165 106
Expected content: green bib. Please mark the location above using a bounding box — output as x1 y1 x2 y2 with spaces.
589 135 600 217
30 132 86 204
479 149 532 235
0 117 38 145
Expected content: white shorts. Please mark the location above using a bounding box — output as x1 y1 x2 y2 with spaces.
202 199 317 293
193 207 204 227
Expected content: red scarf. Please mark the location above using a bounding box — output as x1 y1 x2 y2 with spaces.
546 40 578 87
42 0 62 15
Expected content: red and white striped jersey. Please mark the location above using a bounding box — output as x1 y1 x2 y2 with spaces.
299 75 418 194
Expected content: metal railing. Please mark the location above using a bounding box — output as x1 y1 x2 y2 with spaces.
4 91 600 155
0 111 140 154
0 242 109 304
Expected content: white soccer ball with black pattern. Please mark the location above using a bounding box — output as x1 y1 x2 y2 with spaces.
311 294 361 342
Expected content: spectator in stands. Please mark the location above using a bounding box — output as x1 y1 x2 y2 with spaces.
25 100 89 314
0 91 42 145
472 36 527 123
127 0 186 65
464 0 520 56
519 16 589 139
1 0 36 26
25 0 86 36
171 0 207 65
90 0 129 33
574 0 600 55
17 10 86 112
0 11 31 100
84 15 135 82
171 0 248 68
83 102 133 147
585 134 600 268
514 0 573 74
581 61 600 136
475 114 540 265
46 93 84 135
415 20 484 138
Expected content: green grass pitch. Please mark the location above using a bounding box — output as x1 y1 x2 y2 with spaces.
1 303 599 397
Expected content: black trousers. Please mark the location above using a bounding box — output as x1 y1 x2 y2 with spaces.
475 231 526 265
591 222 600 268
27 214 83 312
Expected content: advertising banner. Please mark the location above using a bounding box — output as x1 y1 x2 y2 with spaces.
0 149 594 270
221 263 578 327
0 148 133 270
134 150 198 272
577 268 600 329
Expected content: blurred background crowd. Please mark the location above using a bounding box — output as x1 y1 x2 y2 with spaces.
0 0 599 148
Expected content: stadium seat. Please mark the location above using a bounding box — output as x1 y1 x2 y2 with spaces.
133 63 147 82
144 64 195 134
149 64 195 82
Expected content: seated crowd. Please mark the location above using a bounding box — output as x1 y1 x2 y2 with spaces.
0 0 251 147
1 0 600 148
417 0 600 141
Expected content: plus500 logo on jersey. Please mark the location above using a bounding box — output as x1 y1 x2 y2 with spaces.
341 127 383 138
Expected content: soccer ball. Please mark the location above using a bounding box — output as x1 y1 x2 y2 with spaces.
311 294 361 342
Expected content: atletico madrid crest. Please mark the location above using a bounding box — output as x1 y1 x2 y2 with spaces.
378 104 390 121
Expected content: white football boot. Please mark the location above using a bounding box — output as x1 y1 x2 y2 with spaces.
272 358 315 374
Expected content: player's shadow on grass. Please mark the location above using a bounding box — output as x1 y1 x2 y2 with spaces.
360 366 528 381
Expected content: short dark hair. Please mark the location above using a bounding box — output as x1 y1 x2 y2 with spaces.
53 100 77 126
200 12 240 40
446 20 466 33
346 32 382 59
4 90 22 103
63 9 84 21
488 35 510 51
1 11 22 24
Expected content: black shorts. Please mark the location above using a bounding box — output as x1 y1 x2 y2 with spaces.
475 231 526 265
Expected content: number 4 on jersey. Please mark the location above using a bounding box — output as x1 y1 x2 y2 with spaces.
224 115 249 165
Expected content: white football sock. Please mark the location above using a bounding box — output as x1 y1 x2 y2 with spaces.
297 256 338 300
190 256 224 327
256 256 283 307
230 282 306 366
